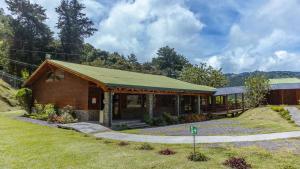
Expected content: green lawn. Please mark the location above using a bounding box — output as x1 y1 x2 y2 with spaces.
232 107 299 132
1 111 300 169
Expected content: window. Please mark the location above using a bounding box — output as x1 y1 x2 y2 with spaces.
126 95 142 108
46 70 64 82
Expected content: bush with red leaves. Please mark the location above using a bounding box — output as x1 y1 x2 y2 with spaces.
118 141 129 146
223 157 252 169
158 148 176 155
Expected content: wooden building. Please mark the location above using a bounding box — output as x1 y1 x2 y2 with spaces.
24 60 216 127
215 78 300 106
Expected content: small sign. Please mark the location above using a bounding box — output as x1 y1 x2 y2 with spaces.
92 98 97 104
190 126 197 135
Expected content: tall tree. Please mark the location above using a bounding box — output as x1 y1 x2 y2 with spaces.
0 9 12 71
152 46 190 78
56 0 97 62
244 74 270 108
5 0 53 75
179 63 228 88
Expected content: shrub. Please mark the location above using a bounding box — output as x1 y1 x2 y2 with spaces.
180 114 207 123
223 157 252 169
118 141 129 146
44 104 57 116
60 112 77 124
270 106 293 123
15 88 32 113
151 117 167 126
33 103 44 114
138 143 154 150
59 105 76 118
270 106 285 112
143 114 152 124
158 148 176 155
187 152 209 162
162 112 179 125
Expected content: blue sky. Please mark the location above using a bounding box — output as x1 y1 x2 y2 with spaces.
1 0 300 73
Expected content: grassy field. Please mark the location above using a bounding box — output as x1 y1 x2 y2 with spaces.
0 80 18 112
1 111 300 169
234 107 299 132
122 107 300 136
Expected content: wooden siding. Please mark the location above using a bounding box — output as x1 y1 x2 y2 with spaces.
267 89 300 105
31 68 89 110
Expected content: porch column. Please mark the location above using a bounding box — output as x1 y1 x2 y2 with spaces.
242 93 245 112
197 95 201 114
176 95 181 116
234 94 238 109
147 94 154 118
103 92 113 127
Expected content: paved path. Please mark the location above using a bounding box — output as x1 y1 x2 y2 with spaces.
94 131 300 144
16 116 58 127
58 122 111 134
285 107 300 126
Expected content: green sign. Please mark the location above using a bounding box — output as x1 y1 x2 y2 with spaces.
190 126 197 135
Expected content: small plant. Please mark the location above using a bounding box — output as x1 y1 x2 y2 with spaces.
118 141 129 146
162 112 179 125
270 106 294 123
96 137 102 140
223 157 252 169
15 88 32 113
138 143 154 150
104 140 112 144
158 148 176 155
187 152 209 162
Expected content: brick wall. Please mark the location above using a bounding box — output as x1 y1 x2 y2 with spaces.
31 69 89 110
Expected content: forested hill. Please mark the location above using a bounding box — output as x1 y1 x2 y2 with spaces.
226 71 300 86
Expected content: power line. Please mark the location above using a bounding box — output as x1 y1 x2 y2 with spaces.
9 48 81 56
1 57 38 68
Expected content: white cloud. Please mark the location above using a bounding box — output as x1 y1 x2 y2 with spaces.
88 0 204 61
204 0 300 73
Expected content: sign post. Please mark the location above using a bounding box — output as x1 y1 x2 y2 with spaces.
190 125 198 157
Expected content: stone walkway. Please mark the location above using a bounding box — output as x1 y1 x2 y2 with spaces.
94 131 300 144
58 122 111 134
285 106 300 126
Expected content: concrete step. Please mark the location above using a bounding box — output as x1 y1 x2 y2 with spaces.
112 120 149 129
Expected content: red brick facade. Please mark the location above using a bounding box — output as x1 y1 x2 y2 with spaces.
31 68 89 110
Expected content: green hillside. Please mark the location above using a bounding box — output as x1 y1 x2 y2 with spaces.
0 80 18 112
226 71 300 86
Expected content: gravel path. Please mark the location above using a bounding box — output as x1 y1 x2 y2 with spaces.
16 116 58 127
285 107 300 126
126 120 265 136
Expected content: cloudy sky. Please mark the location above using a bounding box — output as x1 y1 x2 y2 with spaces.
1 0 300 73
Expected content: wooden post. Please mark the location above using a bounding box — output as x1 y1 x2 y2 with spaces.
103 92 112 127
176 95 181 116
241 93 244 111
147 94 154 118
197 95 201 114
234 94 238 109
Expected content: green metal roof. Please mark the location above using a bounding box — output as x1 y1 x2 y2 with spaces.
269 78 300 85
49 60 215 93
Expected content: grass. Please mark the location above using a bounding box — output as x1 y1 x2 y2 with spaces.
1 110 300 169
234 107 299 132
122 107 300 136
0 80 18 112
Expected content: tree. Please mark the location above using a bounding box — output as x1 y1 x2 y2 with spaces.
244 74 270 108
152 46 190 78
179 63 228 88
56 0 97 62
5 0 53 75
0 9 12 71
